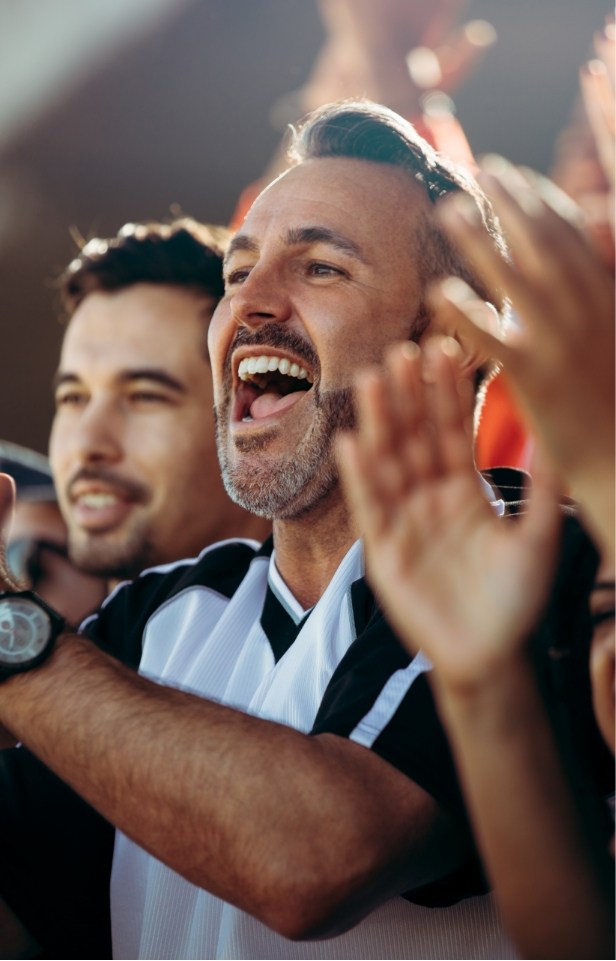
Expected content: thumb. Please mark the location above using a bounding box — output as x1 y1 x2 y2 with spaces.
0 474 17 589
0 474 16 538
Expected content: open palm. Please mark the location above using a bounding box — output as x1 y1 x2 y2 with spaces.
338 340 562 690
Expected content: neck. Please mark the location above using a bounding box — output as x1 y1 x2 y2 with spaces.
215 504 272 545
272 487 357 610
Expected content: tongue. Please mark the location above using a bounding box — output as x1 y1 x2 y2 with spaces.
250 390 303 420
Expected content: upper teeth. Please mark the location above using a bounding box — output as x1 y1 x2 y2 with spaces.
238 355 312 383
78 493 119 508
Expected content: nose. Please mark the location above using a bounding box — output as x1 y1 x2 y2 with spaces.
77 399 124 464
229 263 292 331
54 396 124 469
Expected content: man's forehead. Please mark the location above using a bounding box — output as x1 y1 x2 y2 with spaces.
238 157 429 245
65 285 211 343
60 287 212 376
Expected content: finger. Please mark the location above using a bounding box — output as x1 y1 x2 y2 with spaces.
518 446 564 573
594 22 616 87
477 164 613 330
580 60 615 191
352 367 413 500
353 366 395 458
478 163 610 313
336 432 388 542
437 191 539 318
516 166 585 232
389 342 447 483
384 341 425 447
424 337 477 476
378 343 421 484
0 474 15 539
0 474 17 589
429 277 519 366
438 186 589 342
478 164 582 291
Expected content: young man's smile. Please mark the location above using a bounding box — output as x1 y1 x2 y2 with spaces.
66 469 149 533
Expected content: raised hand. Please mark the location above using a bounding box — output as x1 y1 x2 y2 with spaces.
337 338 562 692
433 161 615 561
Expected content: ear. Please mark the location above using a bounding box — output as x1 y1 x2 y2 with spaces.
418 299 501 378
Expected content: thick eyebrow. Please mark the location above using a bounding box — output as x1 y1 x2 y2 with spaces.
285 226 367 262
224 225 367 266
52 368 187 394
224 234 259 267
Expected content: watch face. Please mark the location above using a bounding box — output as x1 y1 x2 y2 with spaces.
0 596 52 667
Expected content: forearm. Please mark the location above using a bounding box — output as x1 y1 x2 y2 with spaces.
0 635 466 939
432 653 614 959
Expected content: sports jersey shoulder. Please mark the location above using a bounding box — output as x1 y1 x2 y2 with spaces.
82 538 269 668
312 577 466 819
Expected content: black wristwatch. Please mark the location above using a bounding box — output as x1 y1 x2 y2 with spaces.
0 590 65 678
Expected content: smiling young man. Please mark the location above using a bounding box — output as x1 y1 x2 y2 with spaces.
0 103 520 959
50 219 269 590
0 220 272 958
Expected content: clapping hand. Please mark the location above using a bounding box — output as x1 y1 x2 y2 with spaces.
433 160 615 561
337 338 562 693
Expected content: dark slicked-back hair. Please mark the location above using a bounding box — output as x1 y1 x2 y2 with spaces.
59 218 230 317
289 101 510 368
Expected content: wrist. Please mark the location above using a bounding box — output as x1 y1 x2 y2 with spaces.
0 589 65 679
431 648 542 740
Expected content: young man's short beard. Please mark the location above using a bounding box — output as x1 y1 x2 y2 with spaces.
68 525 158 582
216 385 355 520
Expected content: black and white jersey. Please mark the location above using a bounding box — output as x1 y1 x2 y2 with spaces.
83 536 515 960
85 536 464 807
0 471 608 958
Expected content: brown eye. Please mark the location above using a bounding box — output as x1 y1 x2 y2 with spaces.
55 391 86 408
225 266 252 286
308 262 345 278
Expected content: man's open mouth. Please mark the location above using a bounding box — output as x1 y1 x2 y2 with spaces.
233 351 314 422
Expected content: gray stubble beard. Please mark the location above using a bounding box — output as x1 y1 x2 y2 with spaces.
215 384 355 520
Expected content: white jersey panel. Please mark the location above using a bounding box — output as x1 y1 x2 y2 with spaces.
245 540 363 729
139 555 272 707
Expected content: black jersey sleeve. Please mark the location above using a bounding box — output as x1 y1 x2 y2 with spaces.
82 539 263 668
311 578 467 817
0 746 114 956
